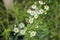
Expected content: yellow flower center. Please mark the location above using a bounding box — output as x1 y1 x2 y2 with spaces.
15 29 19 32
30 20 33 22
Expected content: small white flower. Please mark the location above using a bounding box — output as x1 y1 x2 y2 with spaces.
19 23 25 28
31 4 36 9
44 5 49 10
38 1 44 5
29 18 34 24
30 10 35 16
38 9 44 14
13 27 19 33
27 9 32 14
34 14 38 19
20 29 26 35
30 31 36 37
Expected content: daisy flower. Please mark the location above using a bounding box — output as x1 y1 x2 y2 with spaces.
13 27 19 33
30 10 35 16
34 14 38 19
38 9 44 14
27 9 32 14
30 31 36 37
29 18 34 24
38 1 44 5
20 29 26 35
31 4 36 9
44 5 49 10
19 22 25 28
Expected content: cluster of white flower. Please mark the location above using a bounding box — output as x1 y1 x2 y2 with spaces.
13 0 49 38
27 0 49 24
26 0 49 37
13 22 26 35
30 31 36 37
13 25 37 37
13 22 37 37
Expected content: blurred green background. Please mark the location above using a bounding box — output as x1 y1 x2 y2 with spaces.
0 0 60 40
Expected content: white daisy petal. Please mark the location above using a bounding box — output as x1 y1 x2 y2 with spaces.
30 10 35 16
44 5 49 10
19 23 25 28
20 29 26 35
29 18 34 24
13 27 19 33
31 4 36 9
38 9 44 14
27 9 32 13
30 31 36 37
